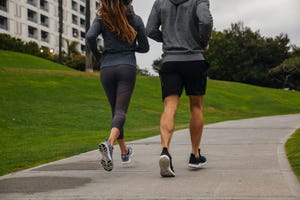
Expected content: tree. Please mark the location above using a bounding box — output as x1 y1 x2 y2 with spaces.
64 39 79 56
58 0 63 64
136 67 151 76
205 22 290 88
63 39 82 70
269 56 300 90
152 57 162 74
85 0 93 72
290 45 300 57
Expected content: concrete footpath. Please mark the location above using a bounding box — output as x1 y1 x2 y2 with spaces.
1 114 300 200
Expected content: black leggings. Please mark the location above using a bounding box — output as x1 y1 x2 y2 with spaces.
100 65 136 140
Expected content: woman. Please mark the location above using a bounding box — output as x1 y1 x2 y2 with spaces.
86 0 149 171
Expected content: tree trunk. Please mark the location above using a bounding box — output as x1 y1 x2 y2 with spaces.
58 0 63 64
85 0 93 72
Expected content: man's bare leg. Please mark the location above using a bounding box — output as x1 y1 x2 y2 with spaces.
159 95 179 177
189 95 204 157
160 95 180 149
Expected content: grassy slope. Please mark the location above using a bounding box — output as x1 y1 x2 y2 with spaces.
286 129 300 180
1 50 300 175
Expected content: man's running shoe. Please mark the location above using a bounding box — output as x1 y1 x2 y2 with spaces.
121 146 134 164
188 148 207 169
98 141 113 171
159 147 175 177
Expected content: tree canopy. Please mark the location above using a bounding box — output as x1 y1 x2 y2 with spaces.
205 22 290 88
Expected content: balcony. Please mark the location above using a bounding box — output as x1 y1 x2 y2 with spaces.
0 0 8 12
40 14 49 27
40 0 49 11
28 26 38 39
81 44 86 52
41 30 49 43
80 18 85 28
72 14 78 25
0 16 8 30
27 0 37 7
72 28 79 38
81 31 85 40
72 1 78 11
28 9 38 23
80 5 85 15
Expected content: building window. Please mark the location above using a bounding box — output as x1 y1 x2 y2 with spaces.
72 14 78 25
27 0 37 7
40 14 49 27
28 26 38 39
72 28 78 38
0 0 8 12
27 9 38 23
81 44 85 52
41 30 49 42
0 16 8 30
81 31 85 39
80 5 85 15
80 18 85 28
40 0 48 11
72 1 77 11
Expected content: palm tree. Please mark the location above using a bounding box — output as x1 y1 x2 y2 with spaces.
85 0 93 72
64 39 80 57
58 0 63 64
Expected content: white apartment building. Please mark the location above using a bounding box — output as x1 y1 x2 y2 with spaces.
0 0 99 54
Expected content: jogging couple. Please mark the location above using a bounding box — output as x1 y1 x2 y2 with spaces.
86 0 213 177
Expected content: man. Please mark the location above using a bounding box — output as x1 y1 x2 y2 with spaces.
146 0 213 177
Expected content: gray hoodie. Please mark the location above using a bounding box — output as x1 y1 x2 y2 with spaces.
146 0 213 62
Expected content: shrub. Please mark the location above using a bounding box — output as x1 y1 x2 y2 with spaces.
69 54 86 71
0 33 24 52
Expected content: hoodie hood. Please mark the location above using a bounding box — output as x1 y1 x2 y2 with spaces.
169 0 189 5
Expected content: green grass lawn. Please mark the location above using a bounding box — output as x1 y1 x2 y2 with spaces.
1 50 300 175
286 129 300 180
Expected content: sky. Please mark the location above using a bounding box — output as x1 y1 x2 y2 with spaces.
131 0 300 73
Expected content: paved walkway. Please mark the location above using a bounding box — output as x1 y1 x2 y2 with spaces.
1 114 300 200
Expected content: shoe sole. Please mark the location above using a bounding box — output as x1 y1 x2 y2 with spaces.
159 155 175 177
188 161 207 169
121 149 134 165
99 143 113 171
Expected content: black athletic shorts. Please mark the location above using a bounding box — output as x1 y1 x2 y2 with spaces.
159 60 209 100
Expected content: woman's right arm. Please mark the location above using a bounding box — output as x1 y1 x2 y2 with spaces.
86 17 102 61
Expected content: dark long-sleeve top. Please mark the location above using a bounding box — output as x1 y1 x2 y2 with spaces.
86 12 149 68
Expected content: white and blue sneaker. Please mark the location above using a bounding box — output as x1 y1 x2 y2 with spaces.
121 146 134 164
99 141 113 171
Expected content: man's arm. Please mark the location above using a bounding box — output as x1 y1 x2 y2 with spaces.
197 0 213 48
146 1 163 42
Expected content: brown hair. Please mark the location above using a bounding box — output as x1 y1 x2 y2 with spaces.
98 0 137 44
